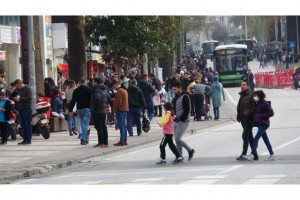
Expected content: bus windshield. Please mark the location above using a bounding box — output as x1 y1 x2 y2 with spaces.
215 54 247 72
202 41 219 58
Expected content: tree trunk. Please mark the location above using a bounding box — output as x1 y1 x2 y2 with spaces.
20 16 29 84
33 16 44 96
68 16 87 83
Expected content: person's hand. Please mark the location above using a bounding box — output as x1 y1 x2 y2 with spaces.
69 112 73 117
13 95 20 102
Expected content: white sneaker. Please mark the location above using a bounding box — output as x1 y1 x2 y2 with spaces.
156 159 166 164
242 154 254 162
265 155 275 161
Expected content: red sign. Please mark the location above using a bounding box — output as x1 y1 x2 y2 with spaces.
0 51 6 61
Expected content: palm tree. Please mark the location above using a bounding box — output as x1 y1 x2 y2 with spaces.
68 16 87 83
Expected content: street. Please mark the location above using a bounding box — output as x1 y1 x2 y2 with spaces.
11 84 300 185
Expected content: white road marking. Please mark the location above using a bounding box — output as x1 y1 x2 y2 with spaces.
243 174 286 185
181 175 227 185
261 137 300 155
131 178 164 182
56 167 226 178
218 165 243 174
279 89 291 96
224 88 237 105
81 181 104 185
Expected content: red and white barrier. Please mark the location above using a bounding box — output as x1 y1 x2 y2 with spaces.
255 69 294 88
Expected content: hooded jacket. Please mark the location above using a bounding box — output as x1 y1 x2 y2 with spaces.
253 100 274 127
91 84 111 115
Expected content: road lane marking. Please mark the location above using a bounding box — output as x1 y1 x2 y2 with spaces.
243 174 286 185
131 178 164 182
181 175 228 185
55 167 226 178
218 165 243 174
261 137 300 155
224 88 237 105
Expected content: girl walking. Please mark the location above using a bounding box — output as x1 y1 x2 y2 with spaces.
156 102 183 164
243 90 275 161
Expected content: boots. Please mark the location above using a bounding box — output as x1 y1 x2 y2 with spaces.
69 129 73 136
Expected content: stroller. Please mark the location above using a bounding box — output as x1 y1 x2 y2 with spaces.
202 103 212 121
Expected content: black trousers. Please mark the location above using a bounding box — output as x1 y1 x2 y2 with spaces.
93 114 108 145
194 94 204 120
241 119 254 155
154 105 162 116
0 122 9 143
159 134 181 160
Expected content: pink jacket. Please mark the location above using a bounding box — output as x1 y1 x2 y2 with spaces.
161 111 174 135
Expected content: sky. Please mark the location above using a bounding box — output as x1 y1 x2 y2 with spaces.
2 0 297 15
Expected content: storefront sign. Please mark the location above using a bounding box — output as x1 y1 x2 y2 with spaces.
0 51 6 61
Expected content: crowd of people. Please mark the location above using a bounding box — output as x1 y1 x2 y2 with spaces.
0 51 276 164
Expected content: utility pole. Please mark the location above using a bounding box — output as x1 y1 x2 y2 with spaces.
296 16 299 54
245 16 248 39
28 16 36 108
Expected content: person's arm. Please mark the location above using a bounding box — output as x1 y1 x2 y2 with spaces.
180 94 190 121
160 112 171 126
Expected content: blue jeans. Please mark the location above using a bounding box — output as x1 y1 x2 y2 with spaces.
68 113 76 130
145 99 154 121
213 107 220 119
19 108 32 143
116 111 127 142
126 107 142 135
251 125 274 155
167 89 174 102
77 108 91 142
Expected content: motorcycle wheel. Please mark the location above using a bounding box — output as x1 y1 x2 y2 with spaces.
41 126 50 139
9 128 17 140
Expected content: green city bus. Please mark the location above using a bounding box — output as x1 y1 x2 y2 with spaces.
212 44 249 86
202 40 219 59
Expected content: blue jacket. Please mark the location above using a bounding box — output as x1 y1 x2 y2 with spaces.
138 80 155 102
253 100 274 127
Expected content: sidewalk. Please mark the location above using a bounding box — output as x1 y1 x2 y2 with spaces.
0 100 236 184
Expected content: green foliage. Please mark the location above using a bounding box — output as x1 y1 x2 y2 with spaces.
85 16 181 64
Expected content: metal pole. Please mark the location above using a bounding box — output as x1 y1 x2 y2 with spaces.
245 16 248 39
296 16 299 54
27 16 36 109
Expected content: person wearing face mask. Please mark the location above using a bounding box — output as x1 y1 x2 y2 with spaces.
236 80 256 161
243 90 275 162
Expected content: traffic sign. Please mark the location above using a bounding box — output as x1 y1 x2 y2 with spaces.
289 41 296 48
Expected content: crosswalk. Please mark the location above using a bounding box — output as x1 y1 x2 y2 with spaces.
14 164 292 185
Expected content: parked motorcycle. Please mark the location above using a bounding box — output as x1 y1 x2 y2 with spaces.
18 101 51 139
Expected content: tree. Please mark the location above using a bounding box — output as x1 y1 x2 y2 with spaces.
85 16 181 66
68 16 87 83
33 16 44 95
211 22 228 43
20 16 29 83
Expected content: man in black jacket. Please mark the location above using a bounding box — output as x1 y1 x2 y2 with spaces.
69 79 92 145
126 79 147 136
91 77 111 148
